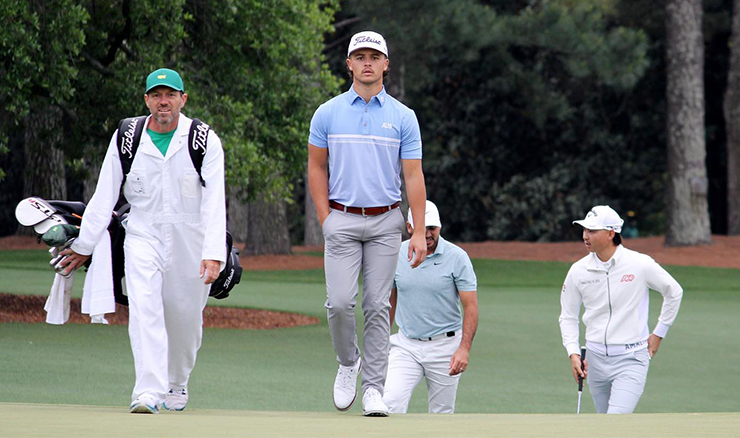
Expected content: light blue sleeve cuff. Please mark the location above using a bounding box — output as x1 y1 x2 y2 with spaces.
400 141 422 159
653 322 670 338
308 133 327 148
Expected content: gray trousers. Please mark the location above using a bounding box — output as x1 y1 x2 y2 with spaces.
322 207 404 394
587 348 651 414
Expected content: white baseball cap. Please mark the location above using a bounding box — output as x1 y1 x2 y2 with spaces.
573 205 624 233
408 200 442 229
347 31 388 58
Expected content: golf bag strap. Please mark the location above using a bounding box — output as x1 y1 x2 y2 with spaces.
187 118 210 187
116 116 148 183
116 116 211 187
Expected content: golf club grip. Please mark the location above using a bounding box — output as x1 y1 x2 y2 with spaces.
578 347 586 391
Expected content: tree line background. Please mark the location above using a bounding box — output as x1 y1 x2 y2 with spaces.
1 0 737 254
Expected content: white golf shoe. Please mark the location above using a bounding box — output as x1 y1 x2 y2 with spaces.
362 388 389 417
333 357 362 411
163 388 188 411
129 394 159 414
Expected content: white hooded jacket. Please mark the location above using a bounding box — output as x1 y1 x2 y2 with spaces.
559 245 683 357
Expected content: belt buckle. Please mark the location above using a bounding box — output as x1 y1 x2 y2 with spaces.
361 207 367 217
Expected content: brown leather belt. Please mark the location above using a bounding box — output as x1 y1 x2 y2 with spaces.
329 200 401 216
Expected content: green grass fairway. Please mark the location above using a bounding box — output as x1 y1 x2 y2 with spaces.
0 403 738 438
1 249 739 418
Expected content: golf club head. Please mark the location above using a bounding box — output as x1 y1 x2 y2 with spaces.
49 238 76 278
51 255 73 278
34 214 68 235
15 197 57 227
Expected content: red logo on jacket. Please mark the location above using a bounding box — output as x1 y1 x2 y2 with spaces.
621 274 635 283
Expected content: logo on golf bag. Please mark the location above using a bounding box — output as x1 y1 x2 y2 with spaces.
191 122 209 155
222 270 235 289
209 232 242 300
120 117 141 159
117 116 208 187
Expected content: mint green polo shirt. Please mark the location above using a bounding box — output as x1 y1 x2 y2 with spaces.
392 236 477 339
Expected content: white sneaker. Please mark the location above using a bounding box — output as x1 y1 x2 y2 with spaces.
333 357 362 411
163 388 188 411
362 388 389 417
129 394 159 414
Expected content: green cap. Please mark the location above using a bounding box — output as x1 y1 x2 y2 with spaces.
145 68 184 93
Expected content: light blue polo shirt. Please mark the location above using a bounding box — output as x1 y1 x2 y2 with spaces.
308 85 422 207
392 236 477 339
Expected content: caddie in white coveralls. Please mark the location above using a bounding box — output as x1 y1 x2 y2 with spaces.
383 201 478 414
60 68 226 414
559 205 683 414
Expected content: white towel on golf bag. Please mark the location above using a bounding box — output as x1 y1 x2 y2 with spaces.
81 232 114 323
44 271 76 324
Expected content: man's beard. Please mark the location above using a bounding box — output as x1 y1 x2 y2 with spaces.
154 107 176 125
154 113 175 125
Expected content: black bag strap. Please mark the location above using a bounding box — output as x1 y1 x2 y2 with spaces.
116 116 211 187
116 116 148 183
188 118 210 187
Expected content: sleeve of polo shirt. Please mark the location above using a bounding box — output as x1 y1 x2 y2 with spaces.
400 110 422 159
452 251 477 292
308 104 329 148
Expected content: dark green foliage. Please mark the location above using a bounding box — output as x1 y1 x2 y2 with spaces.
1 0 733 242
327 0 697 241
419 1 655 241
181 0 341 200
0 0 339 235
0 0 88 117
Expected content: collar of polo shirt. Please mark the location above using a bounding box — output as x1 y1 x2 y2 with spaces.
426 236 447 258
347 85 388 107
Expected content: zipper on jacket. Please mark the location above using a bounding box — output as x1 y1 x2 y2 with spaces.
604 271 612 357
